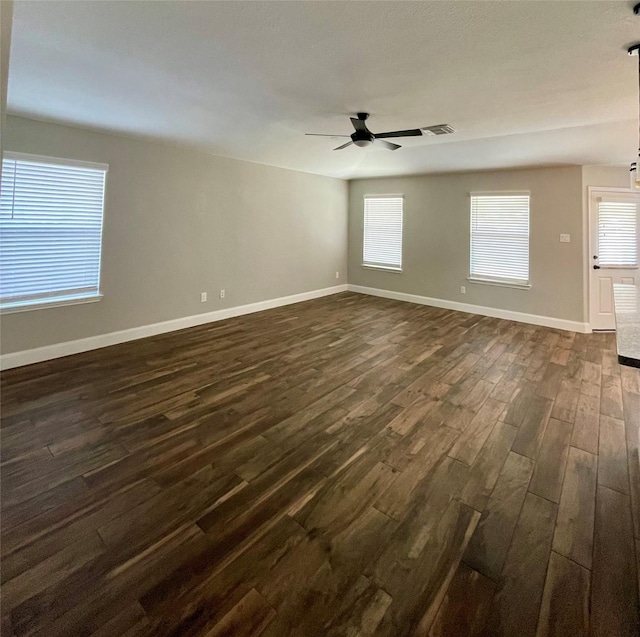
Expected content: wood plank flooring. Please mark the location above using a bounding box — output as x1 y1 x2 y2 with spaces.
1 291 639 636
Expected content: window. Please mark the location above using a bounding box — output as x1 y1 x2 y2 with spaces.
363 196 403 271
597 198 638 267
469 192 530 287
0 152 108 311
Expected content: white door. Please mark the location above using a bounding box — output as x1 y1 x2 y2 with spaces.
589 191 640 330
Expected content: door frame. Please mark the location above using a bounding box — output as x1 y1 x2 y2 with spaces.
586 186 639 330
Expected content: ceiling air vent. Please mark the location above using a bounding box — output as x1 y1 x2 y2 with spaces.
421 124 456 136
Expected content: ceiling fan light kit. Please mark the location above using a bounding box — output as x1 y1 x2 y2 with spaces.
305 112 454 151
629 3 640 188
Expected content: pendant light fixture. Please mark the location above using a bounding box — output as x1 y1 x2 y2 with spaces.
630 3 640 189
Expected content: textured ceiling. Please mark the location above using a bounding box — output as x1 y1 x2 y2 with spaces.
7 1 640 179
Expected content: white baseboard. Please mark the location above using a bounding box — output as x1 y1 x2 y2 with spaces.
0 284 348 370
348 284 590 334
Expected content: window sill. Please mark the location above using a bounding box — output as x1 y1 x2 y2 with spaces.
362 264 403 273
467 277 531 290
1 294 103 315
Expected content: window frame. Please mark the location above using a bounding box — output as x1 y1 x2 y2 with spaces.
0 151 108 314
361 194 404 273
468 191 531 290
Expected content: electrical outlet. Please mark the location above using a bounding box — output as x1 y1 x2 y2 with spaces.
200 292 207 303
335 271 340 279
560 234 571 243
219 289 225 299
460 286 466 294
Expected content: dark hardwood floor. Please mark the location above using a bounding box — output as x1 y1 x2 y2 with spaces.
1 292 639 636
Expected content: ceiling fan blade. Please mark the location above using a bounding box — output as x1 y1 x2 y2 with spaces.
374 139 401 151
350 117 369 133
333 141 354 151
375 129 423 139
305 134 350 138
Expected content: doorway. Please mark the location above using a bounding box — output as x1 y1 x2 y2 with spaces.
588 188 640 330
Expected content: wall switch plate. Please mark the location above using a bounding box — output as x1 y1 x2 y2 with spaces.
460 286 466 294
200 292 207 303
335 271 340 279
219 289 225 299
560 234 570 243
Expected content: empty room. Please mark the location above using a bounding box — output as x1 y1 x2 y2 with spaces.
1 1 640 635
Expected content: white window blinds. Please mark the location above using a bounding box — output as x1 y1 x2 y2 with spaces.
363 196 403 270
470 193 530 285
0 153 108 310
597 199 638 267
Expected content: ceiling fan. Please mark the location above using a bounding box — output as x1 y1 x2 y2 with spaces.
305 113 454 151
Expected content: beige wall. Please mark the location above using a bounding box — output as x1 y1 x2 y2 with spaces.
1 116 348 354
1 112 632 357
348 167 585 323
582 164 631 191
0 0 12 122
1 0 13 176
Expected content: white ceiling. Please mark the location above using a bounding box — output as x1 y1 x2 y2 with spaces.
7 1 640 179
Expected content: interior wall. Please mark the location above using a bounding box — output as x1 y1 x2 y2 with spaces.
582 164 632 190
348 166 585 323
0 0 13 178
1 115 348 354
